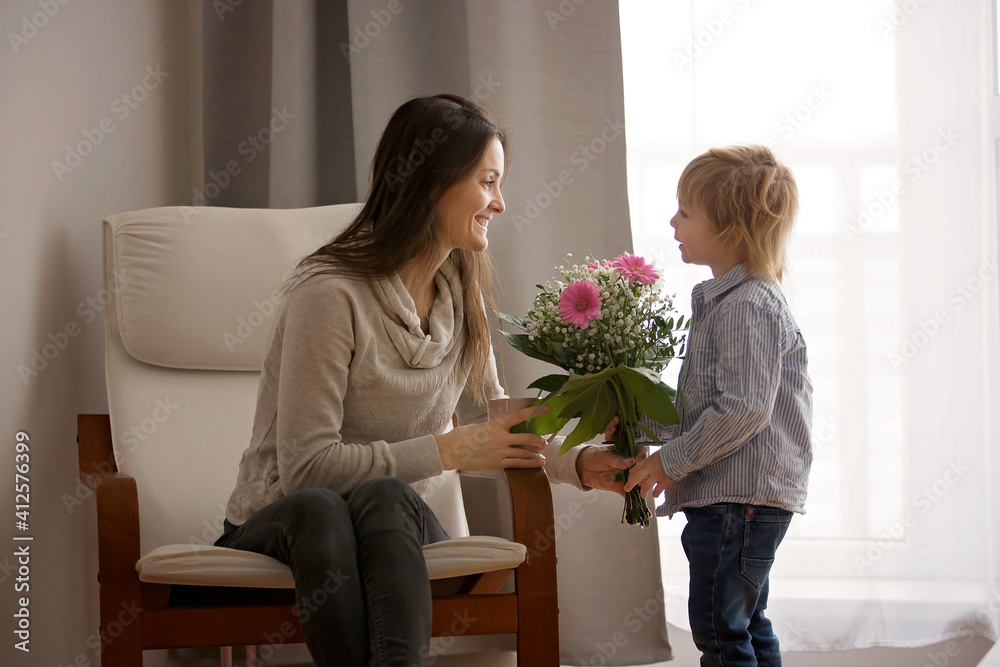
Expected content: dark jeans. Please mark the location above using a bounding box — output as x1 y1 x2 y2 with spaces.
681 503 792 667
215 477 449 667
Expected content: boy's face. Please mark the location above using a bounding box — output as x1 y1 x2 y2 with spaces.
670 199 744 278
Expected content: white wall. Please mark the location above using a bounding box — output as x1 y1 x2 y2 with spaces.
0 1 197 664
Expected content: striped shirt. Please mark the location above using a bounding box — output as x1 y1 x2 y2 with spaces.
643 264 813 517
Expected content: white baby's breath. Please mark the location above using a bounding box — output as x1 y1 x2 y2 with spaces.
521 255 684 375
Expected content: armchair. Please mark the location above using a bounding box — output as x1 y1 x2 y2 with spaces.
79 204 559 666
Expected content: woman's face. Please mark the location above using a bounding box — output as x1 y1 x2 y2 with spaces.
434 137 506 253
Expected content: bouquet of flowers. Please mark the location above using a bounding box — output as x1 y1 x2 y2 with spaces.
500 253 686 527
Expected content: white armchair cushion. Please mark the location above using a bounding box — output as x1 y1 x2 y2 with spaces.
136 537 526 587
106 204 361 371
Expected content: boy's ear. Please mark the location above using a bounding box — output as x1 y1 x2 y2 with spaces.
722 225 744 250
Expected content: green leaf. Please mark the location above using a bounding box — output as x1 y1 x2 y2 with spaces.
542 342 572 369
558 381 618 454
497 330 563 368
617 365 679 425
498 311 526 330
614 377 638 422
527 374 570 393
638 419 664 445
509 393 573 435
560 365 618 392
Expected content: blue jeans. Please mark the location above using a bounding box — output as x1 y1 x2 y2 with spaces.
681 503 792 667
215 477 449 667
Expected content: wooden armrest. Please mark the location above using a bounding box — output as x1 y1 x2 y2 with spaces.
503 468 559 636
95 471 143 597
504 468 554 550
93 471 144 661
78 413 117 483
79 414 144 611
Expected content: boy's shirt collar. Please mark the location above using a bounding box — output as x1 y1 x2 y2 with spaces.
693 263 750 312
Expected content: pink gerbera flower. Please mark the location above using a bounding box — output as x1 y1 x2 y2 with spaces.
558 280 603 329
611 252 660 285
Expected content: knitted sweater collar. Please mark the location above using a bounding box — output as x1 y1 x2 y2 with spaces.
373 258 464 368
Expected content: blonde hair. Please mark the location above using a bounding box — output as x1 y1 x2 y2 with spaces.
677 145 798 282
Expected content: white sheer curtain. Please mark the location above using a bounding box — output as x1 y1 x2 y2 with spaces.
620 0 1000 649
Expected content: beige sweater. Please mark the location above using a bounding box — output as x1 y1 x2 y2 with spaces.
224 259 586 525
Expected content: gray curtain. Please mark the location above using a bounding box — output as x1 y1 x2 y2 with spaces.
200 1 671 664
201 0 356 207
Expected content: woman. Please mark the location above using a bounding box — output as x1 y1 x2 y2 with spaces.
216 94 633 666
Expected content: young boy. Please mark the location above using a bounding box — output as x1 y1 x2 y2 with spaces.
626 146 813 666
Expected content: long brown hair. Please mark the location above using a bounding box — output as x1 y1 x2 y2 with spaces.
297 94 506 405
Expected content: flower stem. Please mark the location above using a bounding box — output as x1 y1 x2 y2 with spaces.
607 382 650 528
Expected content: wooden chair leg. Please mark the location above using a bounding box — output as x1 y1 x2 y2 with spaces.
506 469 560 666
98 600 143 667
514 581 560 666
83 414 144 667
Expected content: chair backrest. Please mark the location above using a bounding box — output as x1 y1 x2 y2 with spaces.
103 205 470 554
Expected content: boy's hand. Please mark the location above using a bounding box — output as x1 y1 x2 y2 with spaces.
624 452 675 499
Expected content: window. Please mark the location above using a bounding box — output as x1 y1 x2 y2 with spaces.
621 0 1000 646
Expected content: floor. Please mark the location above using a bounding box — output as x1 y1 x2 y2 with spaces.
160 624 996 666
427 624 995 666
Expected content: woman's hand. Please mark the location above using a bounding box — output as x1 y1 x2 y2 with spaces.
434 405 549 471
575 415 650 497
575 445 636 497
